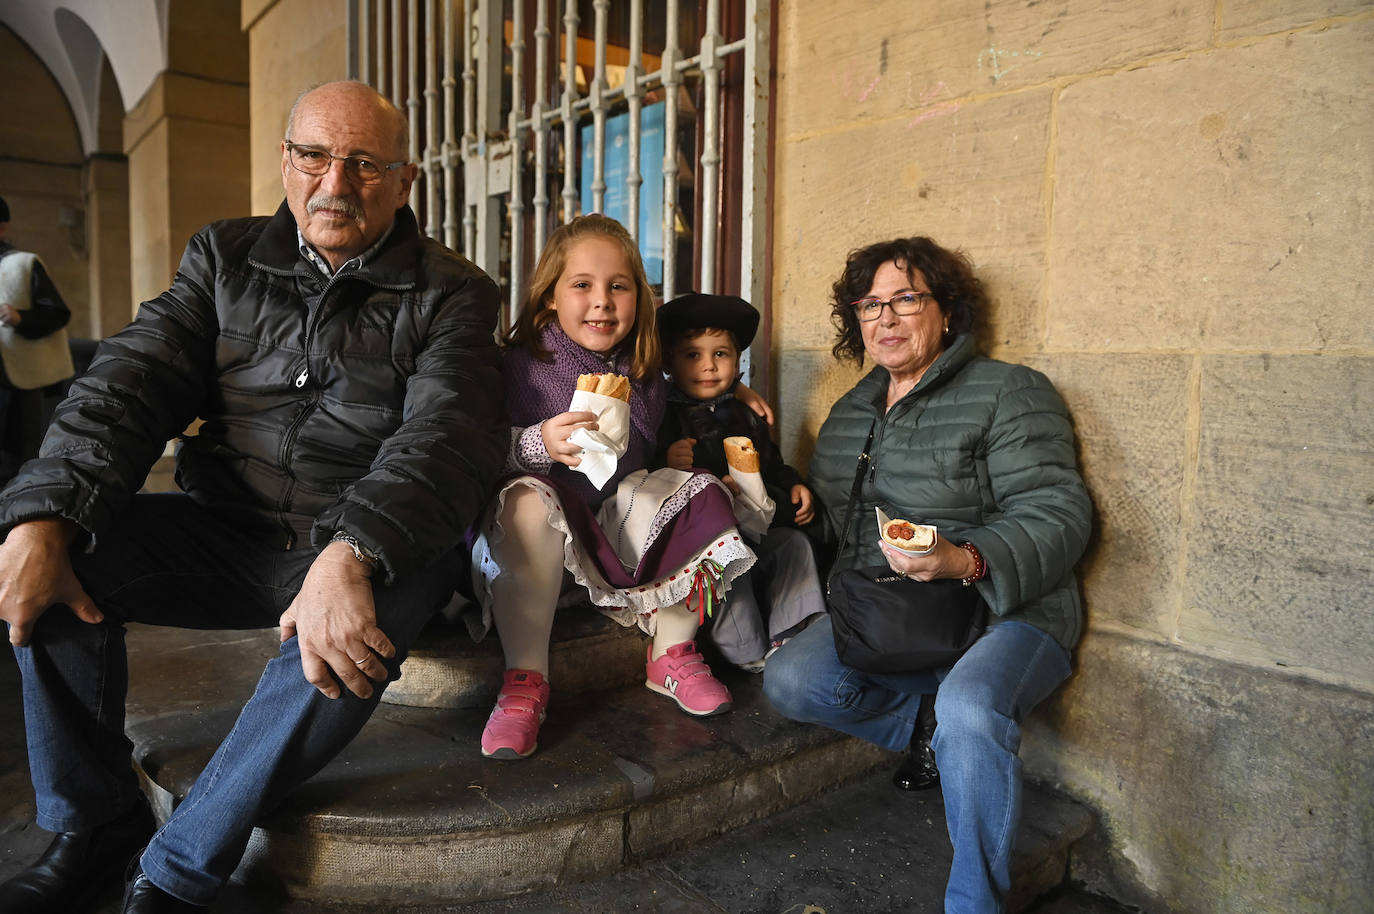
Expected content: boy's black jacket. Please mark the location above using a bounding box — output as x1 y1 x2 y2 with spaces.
655 395 804 528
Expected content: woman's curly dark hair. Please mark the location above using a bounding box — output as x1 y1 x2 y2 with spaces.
829 237 987 365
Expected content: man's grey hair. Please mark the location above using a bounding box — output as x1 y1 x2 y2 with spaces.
284 80 410 160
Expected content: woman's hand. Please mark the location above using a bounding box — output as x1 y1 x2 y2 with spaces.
541 410 598 467
880 536 977 583
666 437 697 471
734 383 775 426
790 484 815 525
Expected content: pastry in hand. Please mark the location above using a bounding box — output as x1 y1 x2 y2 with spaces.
723 436 760 474
575 372 631 402
882 518 936 552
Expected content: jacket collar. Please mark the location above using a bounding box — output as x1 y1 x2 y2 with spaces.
249 200 423 290
853 332 977 411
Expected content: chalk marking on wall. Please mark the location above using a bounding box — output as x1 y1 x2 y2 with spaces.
978 46 1043 82
919 81 950 105
907 101 961 128
858 74 882 103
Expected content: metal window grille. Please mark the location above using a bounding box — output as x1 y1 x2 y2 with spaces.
347 0 771 334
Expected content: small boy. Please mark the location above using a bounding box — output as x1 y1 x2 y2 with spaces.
656 292 825 671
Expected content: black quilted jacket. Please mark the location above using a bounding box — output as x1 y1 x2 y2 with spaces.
0 202 507 582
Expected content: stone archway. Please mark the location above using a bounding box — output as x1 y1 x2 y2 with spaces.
1 1 248 319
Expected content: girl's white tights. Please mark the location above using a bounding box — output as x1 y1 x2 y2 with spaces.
488 485 565 675
489 483 704 677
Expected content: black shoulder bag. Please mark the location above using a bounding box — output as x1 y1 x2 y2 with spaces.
825 419 988 673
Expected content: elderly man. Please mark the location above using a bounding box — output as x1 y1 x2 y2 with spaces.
0 81 506 913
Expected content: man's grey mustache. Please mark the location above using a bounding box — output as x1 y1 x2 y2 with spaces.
307 195 363 220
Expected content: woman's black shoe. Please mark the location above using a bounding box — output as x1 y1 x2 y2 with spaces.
893 692 939 792
893 739 940 791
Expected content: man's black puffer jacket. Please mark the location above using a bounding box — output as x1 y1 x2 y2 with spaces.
0 202 507 583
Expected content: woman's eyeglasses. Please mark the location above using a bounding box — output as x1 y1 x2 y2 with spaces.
850 292 935 322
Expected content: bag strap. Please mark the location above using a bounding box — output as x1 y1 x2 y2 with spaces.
831 416 879 575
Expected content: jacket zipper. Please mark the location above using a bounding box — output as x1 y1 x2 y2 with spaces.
277 271 348 547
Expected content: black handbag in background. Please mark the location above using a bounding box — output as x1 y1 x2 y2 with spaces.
824 419 988 674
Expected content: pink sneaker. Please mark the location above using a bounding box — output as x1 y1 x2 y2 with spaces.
481 669 550 759
645 641 733 716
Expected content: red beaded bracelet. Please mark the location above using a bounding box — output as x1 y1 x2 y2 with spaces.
958 541 985 586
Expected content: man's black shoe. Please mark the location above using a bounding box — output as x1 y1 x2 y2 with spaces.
893 739 941 791
0 797 157 913
121 865 206 913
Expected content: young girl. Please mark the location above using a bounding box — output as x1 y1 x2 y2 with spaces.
470 214 756 759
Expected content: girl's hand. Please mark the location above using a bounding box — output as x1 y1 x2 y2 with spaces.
879 537 977 583
541 411 598 467
790 484 815 525
720 474 742 497
734 383 775 426
666 437 697 471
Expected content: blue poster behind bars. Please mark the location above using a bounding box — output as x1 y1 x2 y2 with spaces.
581 102 665 284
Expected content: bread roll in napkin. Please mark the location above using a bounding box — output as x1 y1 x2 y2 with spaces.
567 373 631 490
875 507 937 556
723 436 775 538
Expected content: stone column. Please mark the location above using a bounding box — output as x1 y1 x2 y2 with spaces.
123 73 250 306
82 155 131 337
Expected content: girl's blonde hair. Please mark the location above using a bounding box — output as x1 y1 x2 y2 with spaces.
505 213 661 380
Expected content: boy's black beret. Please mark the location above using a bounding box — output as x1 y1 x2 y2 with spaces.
657 292 760 350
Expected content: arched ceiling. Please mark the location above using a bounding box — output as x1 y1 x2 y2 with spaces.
0 0 167 154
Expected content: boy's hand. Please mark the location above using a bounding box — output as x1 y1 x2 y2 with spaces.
734 383 775 426
791 484 815 525
666 437 697 471
542 411 598 467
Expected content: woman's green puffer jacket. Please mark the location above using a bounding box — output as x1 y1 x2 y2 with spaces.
808 333 1092 650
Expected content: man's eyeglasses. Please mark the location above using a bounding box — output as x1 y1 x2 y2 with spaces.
850 291 936 322
284 142 408 185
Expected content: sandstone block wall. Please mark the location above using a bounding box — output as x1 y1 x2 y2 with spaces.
772 2 1373 911
244 0 349 215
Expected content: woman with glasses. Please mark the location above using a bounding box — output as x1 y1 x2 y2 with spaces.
763 236 1092 914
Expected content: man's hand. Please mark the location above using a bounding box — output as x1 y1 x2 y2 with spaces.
279 541 393 699
791 484 815 525
0 518 99 647
0 304 20 327
666 437 697 471
541 410 599 468
734 383 775 426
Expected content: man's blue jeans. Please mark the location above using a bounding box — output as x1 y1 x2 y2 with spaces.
8 492 457 905
763 615 1072 914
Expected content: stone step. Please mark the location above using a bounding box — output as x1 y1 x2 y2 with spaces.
124 623 893 906
0 630 1103 912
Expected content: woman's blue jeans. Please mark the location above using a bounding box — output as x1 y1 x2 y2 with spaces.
763 615 1072 914
7 492 457 904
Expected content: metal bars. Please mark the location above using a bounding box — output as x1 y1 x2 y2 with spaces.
348 0 770 324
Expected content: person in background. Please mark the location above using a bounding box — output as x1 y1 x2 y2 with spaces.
764 235 1091 914
0 81 507 914
655 292 824 672
0 196 74 484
